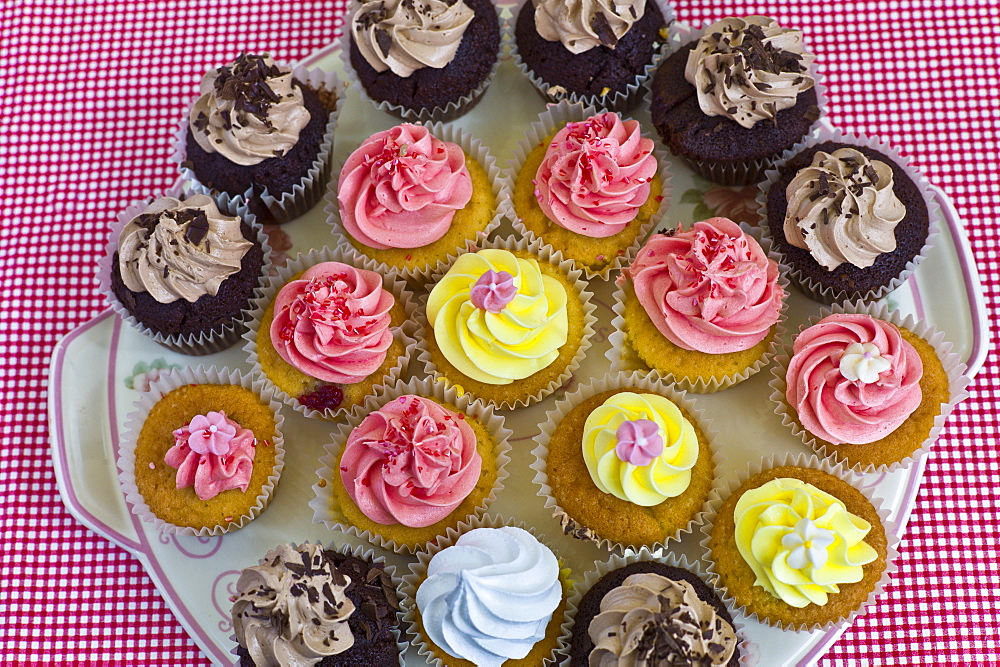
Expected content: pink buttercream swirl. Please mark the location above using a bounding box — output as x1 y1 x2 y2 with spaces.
627 217 784 353
786 313 923 445
615 419 664 466
340 395 482 528
270 262 395 385
534 112 657 238
337 123 473 250
469 270 517 313
165 411 256 501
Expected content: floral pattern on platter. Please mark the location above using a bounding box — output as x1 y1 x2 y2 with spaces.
677 175 760 226
124 358 182 391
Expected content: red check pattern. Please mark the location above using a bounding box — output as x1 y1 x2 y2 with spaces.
2 0 997 664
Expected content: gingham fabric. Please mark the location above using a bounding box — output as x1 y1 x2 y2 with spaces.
2 0 997 664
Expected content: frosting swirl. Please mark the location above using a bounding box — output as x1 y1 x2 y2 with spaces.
582 392 698 506
416 526 562 666
164 410 256 501
426 249 569 384
270 261 395 385
734 477 879 608
783 148 906 270
117 195 253 304
588 573 738 666
337 123 472 250
534 112 658 238
232 543 356 664
533 0 646 54
786 313 923 445
627 217 784 354
190 53 311 166
340 395 482 528
685 16 815 129
352 0 474 77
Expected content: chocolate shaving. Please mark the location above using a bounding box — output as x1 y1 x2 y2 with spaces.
193 111 209 132
864 163 879 187
803 105 821 122
374 26 393 57
183 212 209 245
590 12 618 49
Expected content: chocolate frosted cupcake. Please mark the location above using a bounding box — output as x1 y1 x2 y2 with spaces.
649 17 822 185
345 0 502 121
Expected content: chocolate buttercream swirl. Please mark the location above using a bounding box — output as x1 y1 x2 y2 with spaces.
352 0 474 77
783 147 906 270
533 0 646 54
190 53 311 166
685 16 815 129
117 195 253 304
588 572 737 666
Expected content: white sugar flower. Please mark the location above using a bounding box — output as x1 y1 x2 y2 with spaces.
781 518 836 569
839 341 891 384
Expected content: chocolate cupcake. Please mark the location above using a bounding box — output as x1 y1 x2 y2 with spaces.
649 17 822 185
345 0 502 122
513 0 672 111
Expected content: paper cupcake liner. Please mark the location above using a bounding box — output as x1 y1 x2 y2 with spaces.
325 121 510 283
559 548 751 665
98 182 273 356
415 234 597 410
504 98 674 280
699 451 901 633
116 365 287 537
400 513 578 667
606 223 789 393
174 62 345 225
227 539 410 666
756 126 942 304
336 3 507 123
511 0 676 113
645 21 827 186
242 245 420 420
530 370 723 553
309 375 513 554
769 300 970 474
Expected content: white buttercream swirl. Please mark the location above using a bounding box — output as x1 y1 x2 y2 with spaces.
533 0 646 54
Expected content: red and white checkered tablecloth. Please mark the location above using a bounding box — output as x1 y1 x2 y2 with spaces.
3 0 997 664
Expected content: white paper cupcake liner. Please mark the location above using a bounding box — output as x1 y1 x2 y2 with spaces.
645 21 827 186
400 513 578 667
560 548 751 665
242 245 420 420
116 365 287 537
174 61 345 225
309 375 513 554
606 223 789 393
98 182 273 356
504 98 674 280
337 2 507 123
769 300 970 474
511 0 676 113
699 451 900 633
227 540 409 666
756 126 942 304
415 234 598 410
325 121 510 283
530 370 723 554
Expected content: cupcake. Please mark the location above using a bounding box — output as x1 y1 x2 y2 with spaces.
117 366 285 536
649 16 822 185
100 188 269 355
513 0 672 111
311 377 511 553
703 455 894 631
609 217 786 392
509 102 669 279
244 247 418 419
567 551 742 666
328 122 504 280
419 236 596 409
532 372 717 552
403 519 572 666
231 542 404 666
176 52 340 224
344 0 502 122
759 129 938 304
771 302 968 472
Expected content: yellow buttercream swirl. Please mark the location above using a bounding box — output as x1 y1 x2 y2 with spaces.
581 392 698 506
426 248 569 384
734 477 879 608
